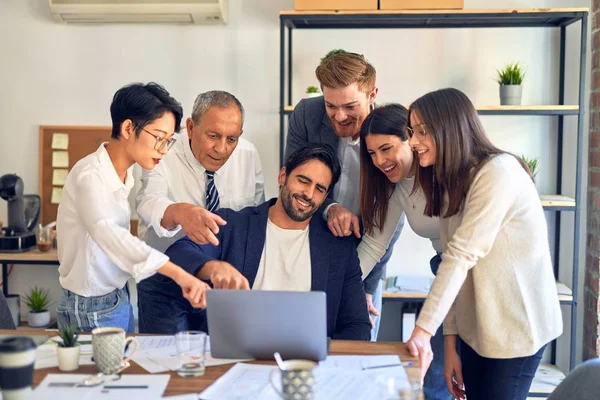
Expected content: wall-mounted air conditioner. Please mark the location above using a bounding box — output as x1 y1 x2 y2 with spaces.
49 0 228 24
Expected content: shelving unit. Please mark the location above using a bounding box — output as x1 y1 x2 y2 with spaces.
279 8 588 397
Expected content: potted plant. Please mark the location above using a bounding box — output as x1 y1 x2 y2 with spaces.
496 62 525 105
321 48 347 62
56 323 80 371
305 86 321 98
519 154 540 182
23 286 51 327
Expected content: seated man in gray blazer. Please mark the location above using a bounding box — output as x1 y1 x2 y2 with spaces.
285 52 405 341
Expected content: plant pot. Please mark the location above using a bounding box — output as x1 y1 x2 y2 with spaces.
499 84 522 105
305 92 321 98
28 310 50 327
57 344 80 372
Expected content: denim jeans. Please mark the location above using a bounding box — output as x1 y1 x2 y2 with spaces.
460 338 546 400
56 286 134 333
137 274 207 334
370 279 383 341
423 253 452 400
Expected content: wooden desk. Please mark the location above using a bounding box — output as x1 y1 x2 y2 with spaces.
4 329 420 397
0 249 59 296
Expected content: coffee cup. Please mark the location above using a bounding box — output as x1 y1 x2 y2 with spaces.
91 327 138 374
0 336 36 400
269 359 317 400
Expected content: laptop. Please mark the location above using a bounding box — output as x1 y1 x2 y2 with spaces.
206 290 328 361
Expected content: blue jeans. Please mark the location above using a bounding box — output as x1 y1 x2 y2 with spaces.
56 286 134 333
370 279 383 341
460 338 546 400
423 253 452 400
137 274 207 334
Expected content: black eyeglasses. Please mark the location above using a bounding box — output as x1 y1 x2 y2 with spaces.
139 126 177 151
406 124 428 138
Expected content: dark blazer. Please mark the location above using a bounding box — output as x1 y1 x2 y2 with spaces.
166 198 371 341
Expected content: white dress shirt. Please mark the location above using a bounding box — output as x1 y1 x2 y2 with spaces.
253 219 311 291
136 136 265 252
57 144 169 297
330 136 361 216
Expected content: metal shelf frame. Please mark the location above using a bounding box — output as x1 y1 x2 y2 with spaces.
279 8 588 381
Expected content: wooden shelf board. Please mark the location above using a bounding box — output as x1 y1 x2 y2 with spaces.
540 195 576 208
281 8 589 16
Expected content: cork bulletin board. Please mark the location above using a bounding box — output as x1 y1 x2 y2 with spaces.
38 126 111 225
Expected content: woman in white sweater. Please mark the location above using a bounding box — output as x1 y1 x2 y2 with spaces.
357 103 451 400
405 88 562 400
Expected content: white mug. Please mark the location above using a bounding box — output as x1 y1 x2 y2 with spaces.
269 359 317 400
91 327 138 374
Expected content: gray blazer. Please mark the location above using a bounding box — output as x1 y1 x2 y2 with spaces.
285 96 401 293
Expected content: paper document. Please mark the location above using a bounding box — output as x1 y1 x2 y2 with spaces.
386 275 434 293
51 187 62 204
52 151 69 168
35 335 93 370
163 395 199 400
132 335 248 374
52 169 69 186
34 374 170 400
200 359 409 400
51 133 69 150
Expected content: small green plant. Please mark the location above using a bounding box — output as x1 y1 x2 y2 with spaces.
23 286 50 313
519 155 540 178
306 86 320 94
321 48 347 62
58 324 79 348
496 62 526 85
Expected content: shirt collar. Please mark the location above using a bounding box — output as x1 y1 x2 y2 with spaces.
182 139 223 176
96 143 134 192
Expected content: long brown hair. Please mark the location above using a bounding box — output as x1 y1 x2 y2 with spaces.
409 88 530 218
359 104 409 234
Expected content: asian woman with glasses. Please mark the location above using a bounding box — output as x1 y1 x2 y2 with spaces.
56 82 210 333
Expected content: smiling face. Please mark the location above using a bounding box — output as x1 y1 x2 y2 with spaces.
322 83 377 140
122 111 176 170
187 105 243 171
278 159 332 223
408 110 437 168
365 133 414 183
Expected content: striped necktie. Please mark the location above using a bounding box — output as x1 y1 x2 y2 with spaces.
205 170 220 213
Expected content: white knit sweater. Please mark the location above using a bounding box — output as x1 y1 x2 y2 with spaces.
416 154 562 358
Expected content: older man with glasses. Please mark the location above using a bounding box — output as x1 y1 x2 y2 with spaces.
136 90 265 334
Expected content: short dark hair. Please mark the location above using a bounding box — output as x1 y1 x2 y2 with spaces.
110 82 183 139
284 143 341 191
359 103 409 234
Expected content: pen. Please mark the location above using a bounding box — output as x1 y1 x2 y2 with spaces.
103 385 149 389
362 362 413 370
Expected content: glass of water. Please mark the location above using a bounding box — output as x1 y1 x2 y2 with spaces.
376 375 423 400
174 330 207 377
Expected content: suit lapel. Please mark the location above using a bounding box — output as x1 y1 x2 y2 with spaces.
243 202 270 287
320 113 339 151
309 218 330 291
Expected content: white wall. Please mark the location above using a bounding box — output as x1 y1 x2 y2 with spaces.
0 0 590 370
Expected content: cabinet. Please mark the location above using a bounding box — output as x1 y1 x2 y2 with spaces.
279 8 588 397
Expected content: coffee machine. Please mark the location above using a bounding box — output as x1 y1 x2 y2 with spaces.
0 174 39 252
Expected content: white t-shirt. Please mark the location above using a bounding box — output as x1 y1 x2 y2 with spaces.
252 219 311 291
